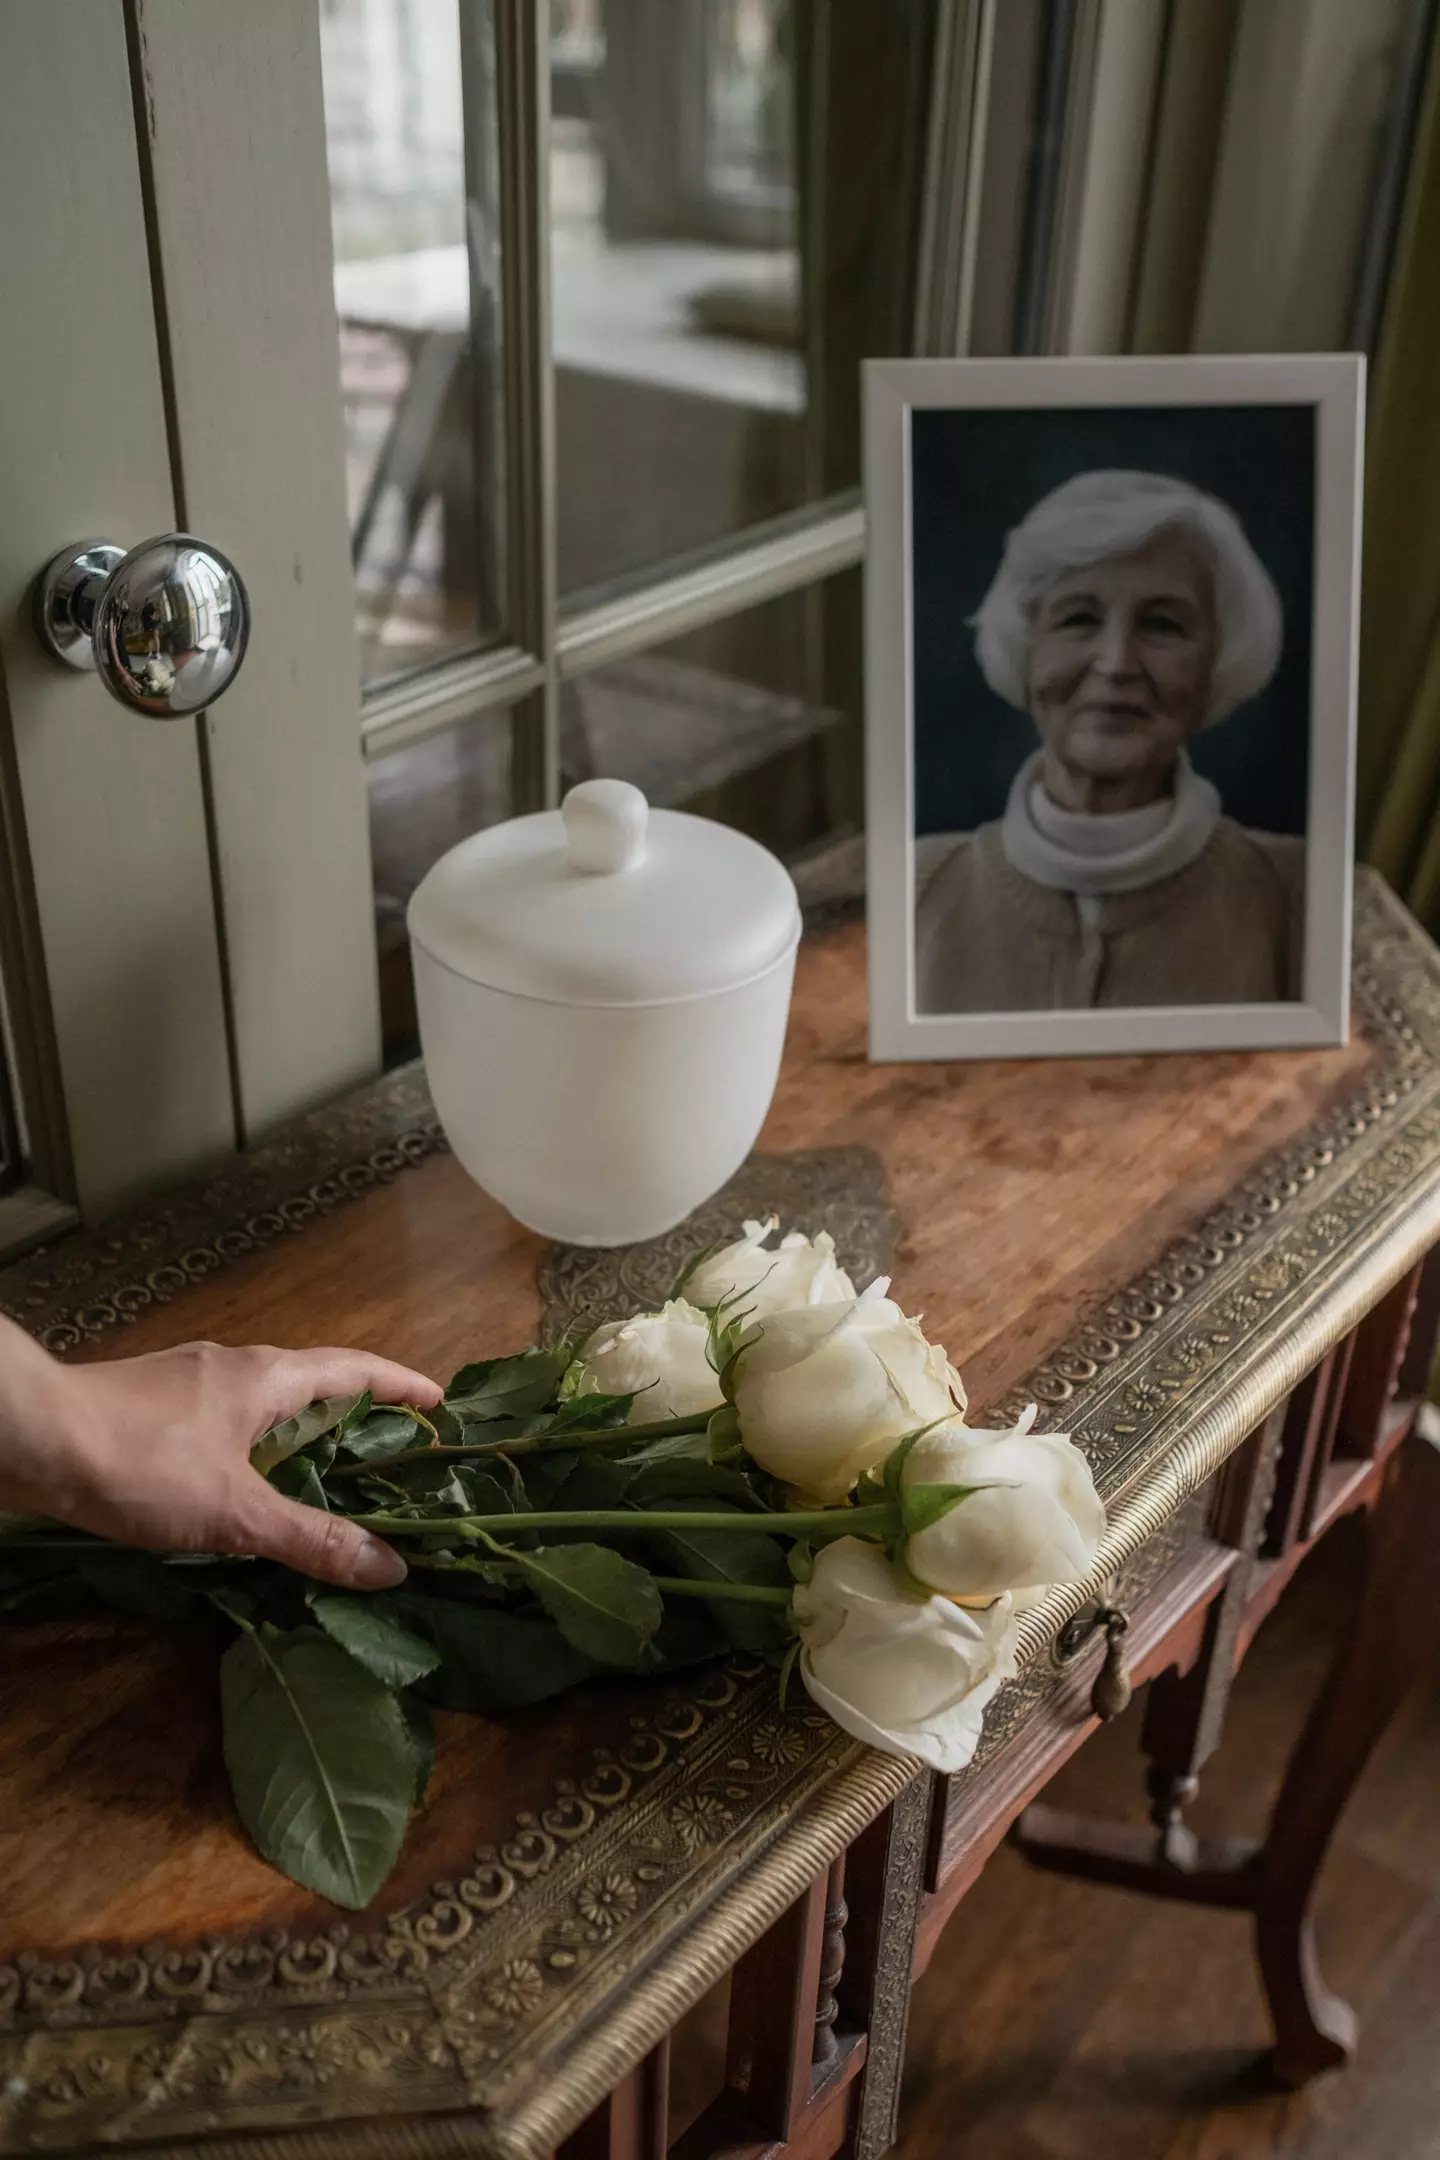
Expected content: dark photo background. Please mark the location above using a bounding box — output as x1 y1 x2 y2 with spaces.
910 404 1316 838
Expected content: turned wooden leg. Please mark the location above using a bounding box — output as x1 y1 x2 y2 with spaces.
812 1855 849 2071
1016 1413 1282 1890
1021 1426 1440 2082
1251 1427 1440 2084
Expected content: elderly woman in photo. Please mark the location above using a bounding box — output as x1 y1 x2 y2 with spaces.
915 470 1304 1013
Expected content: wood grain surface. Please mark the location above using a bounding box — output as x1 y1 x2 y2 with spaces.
0 921 1375 1968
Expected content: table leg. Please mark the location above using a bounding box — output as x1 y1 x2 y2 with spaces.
559 2041 670 2158
838 1774 933 2160
1252 1426 1440 2082
1017 1426 1440 2085
1015 1413 1281 1887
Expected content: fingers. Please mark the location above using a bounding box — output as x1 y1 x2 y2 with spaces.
259 1345 445 1420
237 1479 409 1591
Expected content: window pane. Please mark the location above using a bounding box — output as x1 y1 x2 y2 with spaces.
321 0 506 689
552 0 937 599
369 714 513 1055
559 566 861 868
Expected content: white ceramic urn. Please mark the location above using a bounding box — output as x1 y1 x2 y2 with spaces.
408 778 801 1246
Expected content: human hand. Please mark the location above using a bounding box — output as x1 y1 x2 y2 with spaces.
0 1322 442 1589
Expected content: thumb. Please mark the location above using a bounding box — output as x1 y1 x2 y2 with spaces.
237 1480 408 1591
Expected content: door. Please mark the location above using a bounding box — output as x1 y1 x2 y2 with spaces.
0 0 1428 1251
0 4 379 1235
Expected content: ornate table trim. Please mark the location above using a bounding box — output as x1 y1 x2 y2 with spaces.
0 1067 443 1353
6 872 1440 2160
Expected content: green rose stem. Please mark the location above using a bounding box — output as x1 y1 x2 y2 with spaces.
351 1503 898 1542
324 1409 712 1480
408 1554 793 1606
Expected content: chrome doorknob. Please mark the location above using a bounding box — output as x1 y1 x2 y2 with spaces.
33 534 250 719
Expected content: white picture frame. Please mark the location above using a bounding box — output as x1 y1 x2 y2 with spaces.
864 354 1364 1062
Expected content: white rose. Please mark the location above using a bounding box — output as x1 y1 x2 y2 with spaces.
794 1537 1017 1773
901 1405 1104 1600
570 1299 722 1423
731 1280 965 1503
683 1217 857 1320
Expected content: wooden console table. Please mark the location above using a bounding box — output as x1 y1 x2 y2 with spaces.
4 869 1440 2160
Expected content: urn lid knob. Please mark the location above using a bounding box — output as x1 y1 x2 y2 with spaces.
562 778 649 874
407 774 800 1006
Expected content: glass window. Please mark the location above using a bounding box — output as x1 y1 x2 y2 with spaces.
559 566 862 867
551 0 937 599
320 0 506 688
369 713 512 1053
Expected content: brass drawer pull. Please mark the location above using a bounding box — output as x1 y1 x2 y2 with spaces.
1090 1606 1132 1721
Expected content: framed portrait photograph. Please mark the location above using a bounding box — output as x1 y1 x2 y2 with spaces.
864 355 1364 1061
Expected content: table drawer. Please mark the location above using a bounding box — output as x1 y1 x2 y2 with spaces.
926 1481 1224 1896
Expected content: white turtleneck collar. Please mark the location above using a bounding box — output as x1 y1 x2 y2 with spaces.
1001 749 1220 897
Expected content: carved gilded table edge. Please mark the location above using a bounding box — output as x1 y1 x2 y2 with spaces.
6 872 1440 2160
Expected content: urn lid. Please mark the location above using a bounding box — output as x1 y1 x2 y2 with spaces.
407 779 801 1006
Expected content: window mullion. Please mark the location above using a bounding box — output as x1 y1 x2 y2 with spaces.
494 0 560 810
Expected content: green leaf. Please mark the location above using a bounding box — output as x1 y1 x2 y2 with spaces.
513 1449 582 1509
350 1457 519 1523
712 1315 756 1402
548 1391 634 1432
269 1454 330 1511
309 1596 443 1687
502 1541 662 1668
622 1428 710 1468
650 1501 793 1652
636 1603 729 1673
219 1627 414 1910
445 1348 573 1421
429 1401 464 1445
454 1464 522 1515
626 1460 760 1508
252 1395 366 1477
337 1408 421 1462
531 1453 632 1517
786 1540 814 1585
403 1692 435 1806
384 1593 600 1713
899 1482 982 1536
76 1550 201 1623
706 1404 744 1464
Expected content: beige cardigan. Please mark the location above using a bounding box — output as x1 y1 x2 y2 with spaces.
915 817 1306 1013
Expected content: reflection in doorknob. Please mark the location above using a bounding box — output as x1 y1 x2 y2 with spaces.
33 534 250 719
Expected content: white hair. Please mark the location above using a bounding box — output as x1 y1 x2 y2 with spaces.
972 469 1283 726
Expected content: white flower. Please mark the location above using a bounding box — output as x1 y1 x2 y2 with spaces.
794 1537 1017 1773
569 1300 722 1423
683 1218 857 1321
730 1280 965 1504
901 1406 1104 1601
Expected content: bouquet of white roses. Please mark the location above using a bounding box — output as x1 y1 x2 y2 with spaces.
0 1221 1103 1910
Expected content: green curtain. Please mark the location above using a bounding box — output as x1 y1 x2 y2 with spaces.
1359 29 1440 928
